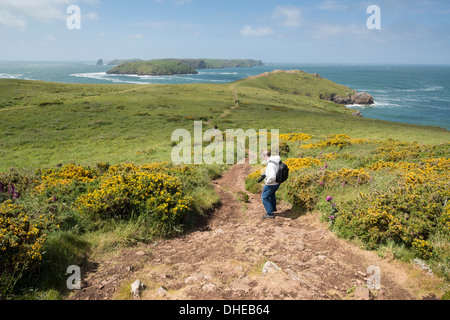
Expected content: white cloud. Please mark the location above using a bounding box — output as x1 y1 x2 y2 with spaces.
318 0 351 11
155 0 192 5
0 9 26 29
0 0 70 22
84 11 98 20
240 25 274 37
0 0 98 30
311 23 368 39
127 34 143 39
271 5 302 27
131 20 198 29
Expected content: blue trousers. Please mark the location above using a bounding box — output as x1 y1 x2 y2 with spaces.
261 184 280 216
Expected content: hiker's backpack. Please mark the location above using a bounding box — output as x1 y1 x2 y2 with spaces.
276 161 289 184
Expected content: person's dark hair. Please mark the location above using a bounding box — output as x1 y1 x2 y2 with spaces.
262 150 271 158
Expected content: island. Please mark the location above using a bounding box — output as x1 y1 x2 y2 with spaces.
106 58 264 76
107 59 143 66
181 59 263 69
107 59 199 76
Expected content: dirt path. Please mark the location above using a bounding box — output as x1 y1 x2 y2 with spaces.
68 162 426 301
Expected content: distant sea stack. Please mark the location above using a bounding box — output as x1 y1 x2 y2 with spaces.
96 59 104 66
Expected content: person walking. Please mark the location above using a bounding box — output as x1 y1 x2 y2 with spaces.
258 150 281 219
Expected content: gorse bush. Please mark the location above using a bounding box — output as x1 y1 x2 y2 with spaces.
301 134 369 150
334 184 448 257
247 132 450 280
76 170 195 236
1 161 221 297
0 201 50 295
335 156 450 259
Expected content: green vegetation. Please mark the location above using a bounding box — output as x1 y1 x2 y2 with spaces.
1 69 449 299
236 69 355 99
107 58 264 75
107 59 198 75
246 133 450 284
107 59 143 66
182 58 263 69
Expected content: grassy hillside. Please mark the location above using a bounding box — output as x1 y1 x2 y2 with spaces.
1 73 449 172
235 69 355 99
107 59 198 75
1 71 449 299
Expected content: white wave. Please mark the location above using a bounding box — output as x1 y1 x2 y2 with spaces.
372 101 401 108
390 86 444 93
422 85 443 92
198 71 239 75
70 72 153 85
0 73 25 79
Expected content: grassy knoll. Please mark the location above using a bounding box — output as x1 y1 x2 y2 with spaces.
1 72 448 172
1 70 449 299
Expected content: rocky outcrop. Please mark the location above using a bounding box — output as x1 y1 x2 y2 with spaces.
96 59 104 66
329 91 374 106
351 92 374 105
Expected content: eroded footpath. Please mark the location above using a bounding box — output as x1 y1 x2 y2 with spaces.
69 163 420 300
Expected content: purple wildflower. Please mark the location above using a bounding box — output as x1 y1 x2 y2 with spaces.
53 195 57 202
326 196 333 202
324 163 328 169
13 191 20 200
8 183 15 195
0 182 4 193
319 181 324 186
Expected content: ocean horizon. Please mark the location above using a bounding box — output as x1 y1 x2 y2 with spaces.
1 61 449 131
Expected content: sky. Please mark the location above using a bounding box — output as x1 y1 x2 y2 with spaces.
0 0 449 64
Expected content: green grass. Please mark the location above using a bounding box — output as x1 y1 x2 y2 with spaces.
1 71 449 299
1 74 448 172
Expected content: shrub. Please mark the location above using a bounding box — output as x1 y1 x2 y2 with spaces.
301 134 368 150
76 171 195 237
279 133 312 142
34 164 98 202
0 201 49 296
334 183 448 253
284 157 322 172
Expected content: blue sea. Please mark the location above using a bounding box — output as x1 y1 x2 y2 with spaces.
0 61 449 130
